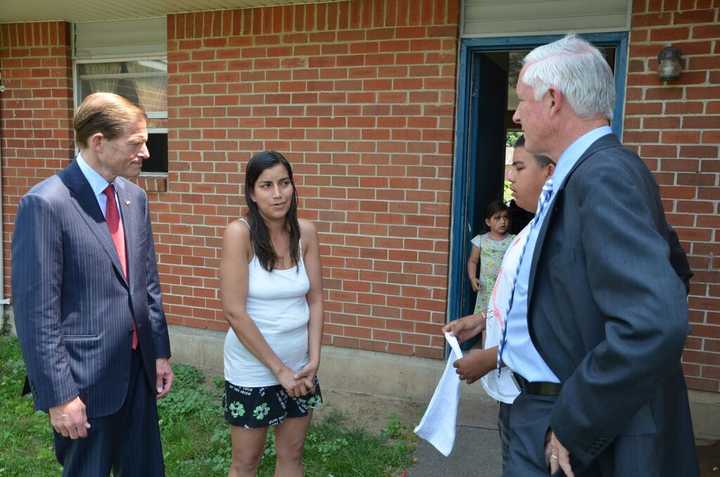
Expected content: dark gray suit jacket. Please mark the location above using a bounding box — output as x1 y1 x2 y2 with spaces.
12 160 171 418
527 134 698 475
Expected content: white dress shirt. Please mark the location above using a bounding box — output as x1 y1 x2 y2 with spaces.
75 153 119 218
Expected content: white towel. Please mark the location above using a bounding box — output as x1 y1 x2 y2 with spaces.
414 332 463 456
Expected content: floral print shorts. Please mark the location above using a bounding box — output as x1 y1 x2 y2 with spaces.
223 377 323 428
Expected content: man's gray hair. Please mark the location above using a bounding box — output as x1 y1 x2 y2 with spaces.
522 34 615 121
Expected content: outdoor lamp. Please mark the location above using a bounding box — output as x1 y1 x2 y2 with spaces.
657 46 683 81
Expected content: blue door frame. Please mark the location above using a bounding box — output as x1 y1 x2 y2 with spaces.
447 32 629 324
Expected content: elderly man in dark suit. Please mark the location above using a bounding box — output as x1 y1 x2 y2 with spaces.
12 92 174 476
500 35 698 476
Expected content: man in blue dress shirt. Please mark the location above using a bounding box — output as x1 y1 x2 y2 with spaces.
501 35 698 476
12 93 173 476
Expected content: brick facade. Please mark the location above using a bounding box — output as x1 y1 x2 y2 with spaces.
1 0 719 393
162 0 459 359
625 1 720 392
0 21 74 298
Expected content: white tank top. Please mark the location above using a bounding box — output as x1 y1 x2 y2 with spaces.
224 219 311 386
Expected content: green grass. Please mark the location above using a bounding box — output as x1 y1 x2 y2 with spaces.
0 335 415 476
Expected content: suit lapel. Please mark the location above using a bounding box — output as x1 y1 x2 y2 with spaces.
526 134 622 304
58 161 129 288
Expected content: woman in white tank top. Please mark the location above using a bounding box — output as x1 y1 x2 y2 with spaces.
220 151 324 477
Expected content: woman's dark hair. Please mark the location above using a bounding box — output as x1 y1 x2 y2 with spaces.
244 151 301 272
513 134 555 168
485 199 509 220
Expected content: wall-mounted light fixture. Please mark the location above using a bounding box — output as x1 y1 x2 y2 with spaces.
657 46 683 81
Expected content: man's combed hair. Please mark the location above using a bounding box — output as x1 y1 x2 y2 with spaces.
244 151 301 273
73 92 146 147
522 34 615 121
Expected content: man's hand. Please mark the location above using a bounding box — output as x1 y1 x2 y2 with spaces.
49 397 90 439
453 348 495 384
545 431 574 477
156 358 174 398
470 277 480 292
443 313 486 343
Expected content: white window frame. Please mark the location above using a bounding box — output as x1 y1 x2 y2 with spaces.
73 56 168 176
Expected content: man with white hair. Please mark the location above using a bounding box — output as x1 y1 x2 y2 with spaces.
499 34 698 476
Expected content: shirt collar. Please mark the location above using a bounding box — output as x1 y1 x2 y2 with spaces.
76 152 114 197
551 125 613 193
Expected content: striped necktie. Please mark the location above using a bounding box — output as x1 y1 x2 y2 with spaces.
496 178 554 373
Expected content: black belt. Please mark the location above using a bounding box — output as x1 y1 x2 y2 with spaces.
513 372 562 396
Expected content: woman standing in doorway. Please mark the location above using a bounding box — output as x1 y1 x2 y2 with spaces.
221 151 324 477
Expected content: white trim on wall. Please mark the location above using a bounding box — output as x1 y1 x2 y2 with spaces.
461 0 631 38
72 17 167 59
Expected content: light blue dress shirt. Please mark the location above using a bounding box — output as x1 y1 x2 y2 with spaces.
76 153 118 218
503 125 613 383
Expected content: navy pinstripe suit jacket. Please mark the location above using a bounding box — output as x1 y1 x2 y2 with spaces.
12 160 171 418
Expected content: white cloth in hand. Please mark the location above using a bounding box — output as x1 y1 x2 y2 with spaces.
414 332 463 456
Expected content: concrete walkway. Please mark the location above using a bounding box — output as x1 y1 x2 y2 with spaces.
409 394 504 477
409 392 720 477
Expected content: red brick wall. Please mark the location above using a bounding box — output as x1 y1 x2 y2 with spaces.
625 0 720 392
163 0 459 358
0 22 74 298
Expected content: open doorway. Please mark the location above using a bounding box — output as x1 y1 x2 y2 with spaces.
448 34 628 325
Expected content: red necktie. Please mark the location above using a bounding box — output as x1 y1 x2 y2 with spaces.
103 184 138 350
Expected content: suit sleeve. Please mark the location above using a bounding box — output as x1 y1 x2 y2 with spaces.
550 160 688 464
11 194 79 411
143 193 171 359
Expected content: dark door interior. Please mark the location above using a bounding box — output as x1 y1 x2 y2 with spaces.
460 52 509 319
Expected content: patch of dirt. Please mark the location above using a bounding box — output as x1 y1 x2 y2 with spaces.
698 440 720 477
313 388 425 435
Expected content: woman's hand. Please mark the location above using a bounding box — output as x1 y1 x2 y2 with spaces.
294 360 319 392
470 277 480 292
443 312 486 343
276 366 309 397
